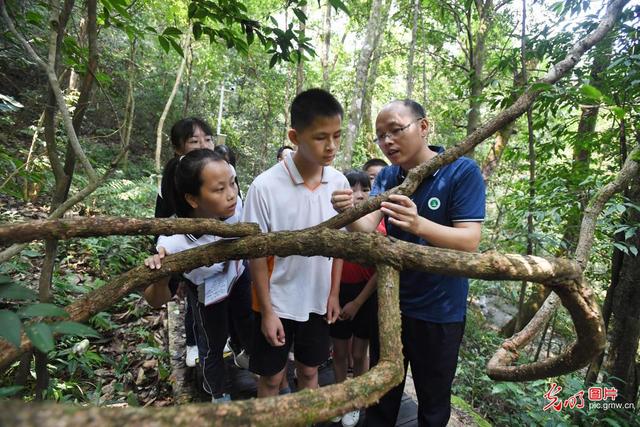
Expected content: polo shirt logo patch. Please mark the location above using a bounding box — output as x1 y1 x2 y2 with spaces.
428 197 441 210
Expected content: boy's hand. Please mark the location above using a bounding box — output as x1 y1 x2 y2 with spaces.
331 189 354 213
325 294 341 324
380 195 421 234
145 246 168 270
339 300 361 320
261 311 286 347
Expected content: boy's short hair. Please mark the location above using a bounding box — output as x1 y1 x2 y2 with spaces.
291 88 343 131
343 169 371 190
362 158 388 171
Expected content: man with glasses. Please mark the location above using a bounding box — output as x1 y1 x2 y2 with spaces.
331 99 485 426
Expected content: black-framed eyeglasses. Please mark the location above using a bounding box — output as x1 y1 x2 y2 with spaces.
373 117 424 145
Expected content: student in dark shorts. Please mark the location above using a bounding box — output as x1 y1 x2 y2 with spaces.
243 89 350 397
330 170 381 427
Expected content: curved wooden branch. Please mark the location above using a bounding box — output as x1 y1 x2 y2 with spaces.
0 265 403 427
0 218 260 244
0 227 601 383
490 145 639 379
318 0 629 231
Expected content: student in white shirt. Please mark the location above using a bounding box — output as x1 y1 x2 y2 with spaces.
144 149 243 402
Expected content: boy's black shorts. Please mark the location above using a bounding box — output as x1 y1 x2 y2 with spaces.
329 281 376 340
250 312 330 376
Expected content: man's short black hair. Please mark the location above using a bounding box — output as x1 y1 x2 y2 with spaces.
363 158 388 171
391 99 426 120
290 88 343 131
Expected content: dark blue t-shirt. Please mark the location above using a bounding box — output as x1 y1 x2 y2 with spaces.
371 146 486 323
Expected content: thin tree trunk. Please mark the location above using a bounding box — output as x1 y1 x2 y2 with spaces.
295 4 307 95
362 46 383 156
406 0 420 98
341 0 391 169
515 0 534 333
320 1 332 90
155 37 189 180
182 44 193 117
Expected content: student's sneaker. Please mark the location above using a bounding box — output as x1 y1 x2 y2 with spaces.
211 393 231 403
341 410 360 427
185 345 198 367
232 349 250 370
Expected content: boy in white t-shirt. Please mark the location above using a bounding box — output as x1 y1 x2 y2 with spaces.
243 88 350 397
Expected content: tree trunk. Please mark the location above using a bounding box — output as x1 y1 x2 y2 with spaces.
340 0 391 169
406 0 420 98
603 170 640 404
465 0 494 141
155 38 189 178
362 46 383 156
320 1 331 90
295 4 307 95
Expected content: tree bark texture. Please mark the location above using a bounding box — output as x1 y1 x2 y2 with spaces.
0 224 602 382
0 265 403 426
0 217 261 244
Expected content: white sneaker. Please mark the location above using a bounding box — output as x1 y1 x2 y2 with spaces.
341 410 360 427
185 345 198 367
211 393 231 403
233 349 250 370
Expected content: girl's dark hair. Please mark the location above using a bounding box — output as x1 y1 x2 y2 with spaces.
344 169 370 190
170 117 213 150
161 149 227 218
214 144 237 167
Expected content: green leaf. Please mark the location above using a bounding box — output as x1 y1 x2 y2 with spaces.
193 22 203 40
0 385 24 398
328 0 350 14
51 321 100 338
0 310 22 347
580 84 602 100
21 249 41 258
168 38 184 57
610 106 625 120
0 276 11 285
162 26 182 36
269 54 279 68
158 35 170 53
292 8 307 23
530 82 554 92
18 303 69 319
25 323 55 353
0 282 38 301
